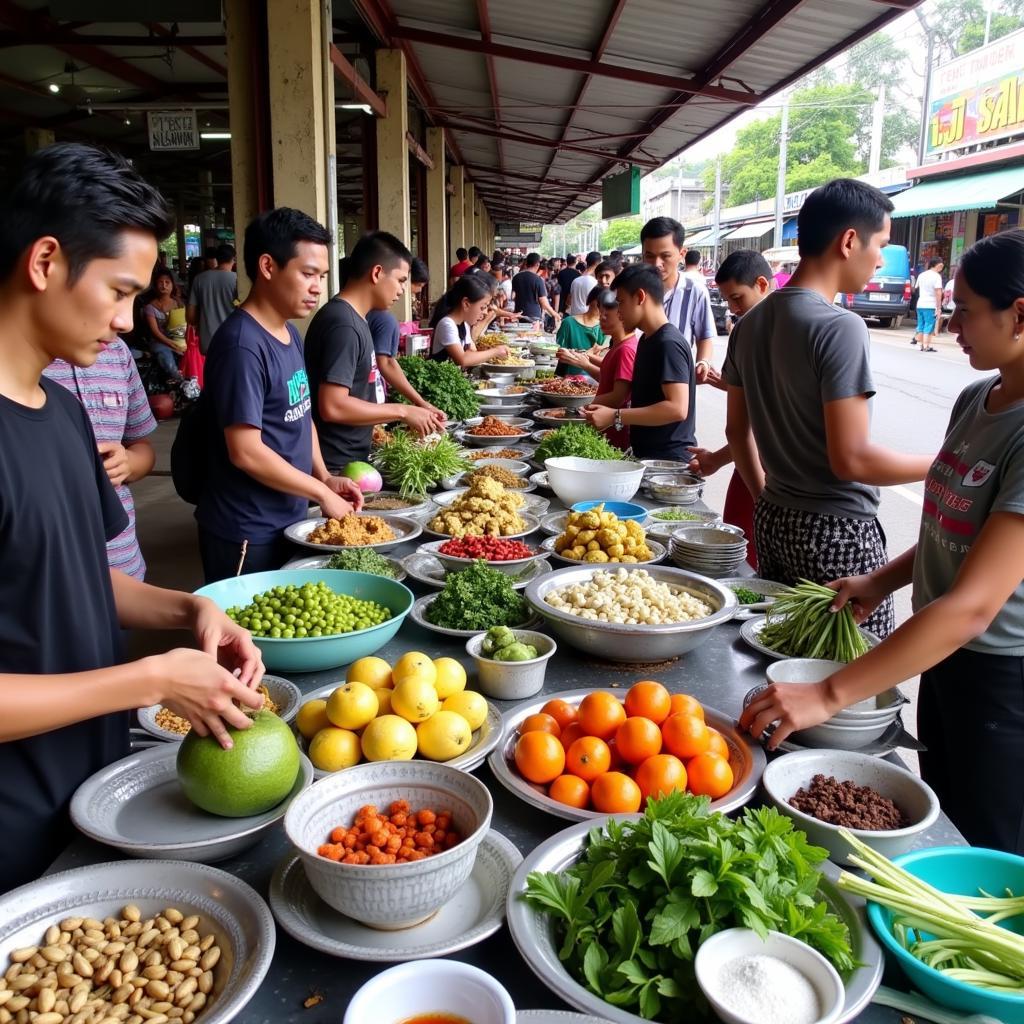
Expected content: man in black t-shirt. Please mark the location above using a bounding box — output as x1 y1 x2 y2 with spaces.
556 256 580 301
584 265 694 459
306 233 442 470
512 252 560 323
0 144 266 893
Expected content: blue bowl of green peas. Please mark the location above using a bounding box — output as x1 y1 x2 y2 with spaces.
194 569 414 672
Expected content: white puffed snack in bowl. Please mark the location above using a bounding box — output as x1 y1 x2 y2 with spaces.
544 567 712 625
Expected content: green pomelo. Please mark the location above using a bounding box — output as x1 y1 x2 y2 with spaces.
176 709 301 817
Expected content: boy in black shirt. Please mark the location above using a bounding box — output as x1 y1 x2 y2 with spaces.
584 264 695 459
0 144 265 892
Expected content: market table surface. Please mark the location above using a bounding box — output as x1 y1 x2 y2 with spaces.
48 492 964 1024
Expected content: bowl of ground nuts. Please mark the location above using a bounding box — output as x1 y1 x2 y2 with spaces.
137 675 302 742
284 761 493 929
0 858 276 1024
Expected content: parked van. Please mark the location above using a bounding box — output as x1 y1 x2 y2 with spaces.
835 243 912 328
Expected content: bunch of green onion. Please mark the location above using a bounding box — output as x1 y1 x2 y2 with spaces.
839 831 1024 993
757 579 869 662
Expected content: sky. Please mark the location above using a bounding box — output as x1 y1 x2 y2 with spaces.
680 2 937 165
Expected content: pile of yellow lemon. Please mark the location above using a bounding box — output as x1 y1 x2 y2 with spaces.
295 652 489 772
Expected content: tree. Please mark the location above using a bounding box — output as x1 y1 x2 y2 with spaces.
931 0 1024 60
600 216 643 251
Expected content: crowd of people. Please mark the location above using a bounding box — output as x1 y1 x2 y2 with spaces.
3 140 1024 895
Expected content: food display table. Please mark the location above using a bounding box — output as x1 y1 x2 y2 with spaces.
47 493 965 1023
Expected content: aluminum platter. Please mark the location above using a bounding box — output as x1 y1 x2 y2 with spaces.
420 511 541 541
295 681 503 781
0 859 276 1024
401 551 553 592
487 687 764 822
644 506 722 539
269 830 521 961
505 816 882 1024
284 514 422 553
716 576 789 619
539 535 667 568
455 428 535 448
409 594 540 639
137 674 302 741
739 614 880 661
70 745 314 862
280 553 407 581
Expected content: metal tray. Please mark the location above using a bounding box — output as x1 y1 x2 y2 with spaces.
295 680 504 781
281 553 407 581
268 830 521 961
420 510 541 541
717 576 790 618
540 535 667 568
455 428 535 448
739 614 880 661
70 744 313 862
137 674 302 741
505 816 882 1024
487 687 765 822
284 513 422 553
401 551 553 591
0 859 276 1024
409 593 541 639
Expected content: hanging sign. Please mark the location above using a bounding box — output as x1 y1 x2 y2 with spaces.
147 110 200 152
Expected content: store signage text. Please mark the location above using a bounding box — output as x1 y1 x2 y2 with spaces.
147 110 200 152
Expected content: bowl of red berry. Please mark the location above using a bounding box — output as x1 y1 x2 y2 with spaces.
419 536 544 576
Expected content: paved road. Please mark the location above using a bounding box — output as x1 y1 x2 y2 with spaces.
695 321 985 766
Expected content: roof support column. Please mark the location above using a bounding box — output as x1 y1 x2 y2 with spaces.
425 127 448 305
24 127 55 154
449 165 466 263
375 48 411 322
465 181 476 250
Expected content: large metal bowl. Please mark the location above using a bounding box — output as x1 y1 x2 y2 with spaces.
646 472 705 505
524 564 737 662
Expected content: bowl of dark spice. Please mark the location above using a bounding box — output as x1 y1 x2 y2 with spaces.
761 749 941 865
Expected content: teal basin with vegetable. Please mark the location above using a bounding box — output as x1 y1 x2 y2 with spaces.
865 846 1024 1023
194 569 413 673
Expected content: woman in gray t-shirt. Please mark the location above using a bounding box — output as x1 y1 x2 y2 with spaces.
742 229 1024 854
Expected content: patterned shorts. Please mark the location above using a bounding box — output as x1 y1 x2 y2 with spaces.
754 499 895 639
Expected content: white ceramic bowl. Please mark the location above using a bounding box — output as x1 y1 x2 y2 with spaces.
465 630 557 700
695 927 844 1024
283 761 492 929
760 749 941 865
544 456 645 505
343 959 516 1024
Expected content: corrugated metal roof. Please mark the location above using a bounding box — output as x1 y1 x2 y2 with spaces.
360 0 920 224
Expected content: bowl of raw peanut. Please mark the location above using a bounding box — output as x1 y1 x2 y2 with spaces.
137 676 301 742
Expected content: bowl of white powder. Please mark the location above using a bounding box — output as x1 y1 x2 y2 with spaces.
694 927 844 1024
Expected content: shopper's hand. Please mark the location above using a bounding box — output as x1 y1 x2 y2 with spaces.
827 573 887 625
402 404 443 438
686 446 720 477
557 349 581 367
191 596 265 688
98 441 131 487
583 404 614 432
492 345 509 360
319 489 357 521
323 475 364 513
739 679 837 751
149 648 263 749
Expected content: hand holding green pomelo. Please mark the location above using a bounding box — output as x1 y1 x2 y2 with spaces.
176 710 301 816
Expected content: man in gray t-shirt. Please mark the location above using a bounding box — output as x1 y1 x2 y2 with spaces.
187 245 238 354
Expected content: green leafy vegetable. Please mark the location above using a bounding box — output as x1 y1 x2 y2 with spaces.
522 793 855 1021
426 559 529 630
535 423 624 464
729 585 763 605
373 429 471 498
757 578 869 662
326 548 397 578
395 357 481 421
652 509 704 522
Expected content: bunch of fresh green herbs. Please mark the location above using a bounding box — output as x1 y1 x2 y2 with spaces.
729 585 763 605
523 792 855 1021
758 579 869 662
326 548 397 578
426 559 529 630
535 423 624 464
373 429 470 497
395 357 481 421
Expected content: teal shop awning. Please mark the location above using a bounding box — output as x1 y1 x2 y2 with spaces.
890 166 1024 219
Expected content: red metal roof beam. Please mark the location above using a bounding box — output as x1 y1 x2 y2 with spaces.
476 0 505 177
329 42 388 117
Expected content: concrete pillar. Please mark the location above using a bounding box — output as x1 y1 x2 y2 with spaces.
24 127 55 154
199 170 215 238
465 182 476 251
342 212 365 255
449 165 465 263
425 127 448 305
375 48 411 321
224 0 263 297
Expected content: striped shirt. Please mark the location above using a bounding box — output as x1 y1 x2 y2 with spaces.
662 273 716 347
43 341 157 578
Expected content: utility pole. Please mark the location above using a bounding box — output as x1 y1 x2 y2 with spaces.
773 95 790 249
915 8 935 164
869 84 886 174
984 0 996 45
712 156 722 269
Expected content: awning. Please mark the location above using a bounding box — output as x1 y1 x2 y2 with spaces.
621 243 643 256
890 165 1024 219
721 220 774 242
684 228 713 246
